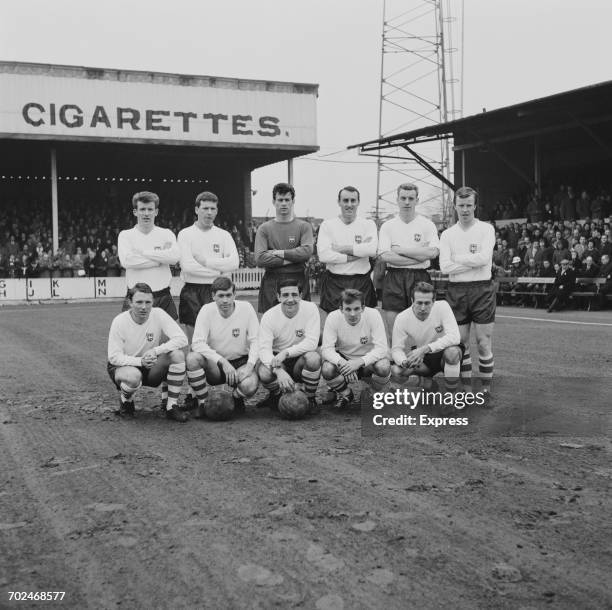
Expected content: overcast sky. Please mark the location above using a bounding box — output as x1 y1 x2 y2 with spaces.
1 0 611 219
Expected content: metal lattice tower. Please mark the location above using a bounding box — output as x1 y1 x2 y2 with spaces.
373 0 463 225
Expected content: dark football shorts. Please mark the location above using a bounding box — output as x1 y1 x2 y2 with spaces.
382 268 431 312
334 351 385 379
214 355 250 384
179 283 213 326
319 271 377 313
420 343 465 376
445 280 496 325
107 361 159 389
258 271 310 314
122 286 178 320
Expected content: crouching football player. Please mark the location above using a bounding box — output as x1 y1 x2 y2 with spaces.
186 276 259 417
107 282 188 421
391 282 463 391
321 289 391 408
257 279 322 412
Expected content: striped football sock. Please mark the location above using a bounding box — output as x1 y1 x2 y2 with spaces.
187 368 208 406
479 355 494 391
301 367 321 399
166 362 186 409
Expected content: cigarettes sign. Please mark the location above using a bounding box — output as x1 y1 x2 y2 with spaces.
0 64 318 148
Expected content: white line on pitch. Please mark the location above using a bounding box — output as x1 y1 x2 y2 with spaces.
497 314 612 327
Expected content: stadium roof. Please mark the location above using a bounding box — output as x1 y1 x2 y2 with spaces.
350 80 612 152
0 61 319 95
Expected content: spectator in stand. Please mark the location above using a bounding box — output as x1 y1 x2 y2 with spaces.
6 235 20 258
599 234 612 258
524 240 541 269
93 248 109 277
59 253 73 277
576 190 591 219
542 202 554 223
547 259 576 312
38 252 53 278
84 247 96 278
574 236 587 259
539 238 553 264
583 240 600 264
526 193 543 223
0 252 7 278
553 185 566 219
72 247 85 277
7 254 18 278
535 259 556 308
580 255 599 278
552 239 571 266
518 258 540 307
570 249 581 270
595 254 612 310
107 245 122 276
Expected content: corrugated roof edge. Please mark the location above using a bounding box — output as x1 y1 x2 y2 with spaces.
0 60 319 95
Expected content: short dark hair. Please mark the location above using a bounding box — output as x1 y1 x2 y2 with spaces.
129 282 153 299
412 281 436 299
132 191 159 210
397 183 419 197
195 191 219 207
211 276 235 294
273 182 295 200
337 186 360 202
276 278 302 294
340 288 365 307
454 186 478 206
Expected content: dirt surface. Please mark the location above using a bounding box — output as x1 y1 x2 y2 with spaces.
1 300 611 609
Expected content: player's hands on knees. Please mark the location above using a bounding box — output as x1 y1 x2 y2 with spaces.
271 350 289 369
405 348 425 368
275 368 295 392
141 349 157 369
220 359 238 386
338 358 363 376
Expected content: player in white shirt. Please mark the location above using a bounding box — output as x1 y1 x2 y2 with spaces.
378 183 440 340
118 191 180 319
317 186 378 314
391 282 462 390
107 282 188 422
257 279 322 413
439 187 496 401
186 276 259 417
321 289 391 408
177 191 239 343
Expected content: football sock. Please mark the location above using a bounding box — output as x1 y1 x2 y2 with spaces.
301 367 321 398
444 362 461 391
120 381 139 404
371 372 391 391
166 362 186 409
479 355 494 391
160 381 168 406
327 374 348 394
187 368 208 405
460 348 473 386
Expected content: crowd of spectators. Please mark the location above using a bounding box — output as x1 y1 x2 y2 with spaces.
493 184 612 223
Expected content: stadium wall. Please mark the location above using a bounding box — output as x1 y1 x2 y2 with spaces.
0 269 267 302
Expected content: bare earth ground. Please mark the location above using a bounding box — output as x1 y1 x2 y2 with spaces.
0 298 611 609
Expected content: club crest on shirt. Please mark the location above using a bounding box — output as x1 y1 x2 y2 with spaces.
414 233 422 242
213 243 220 253
154 246 161 251
360 336 368 344
288 235 297 246
295 329 304 338
434 325 443 334
232 328 240 337
354 235 363 244
146 332 154 342
470 243 478 253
